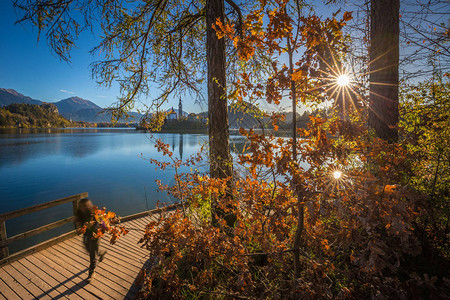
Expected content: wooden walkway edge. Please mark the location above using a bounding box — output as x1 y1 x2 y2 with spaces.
0 206 180 300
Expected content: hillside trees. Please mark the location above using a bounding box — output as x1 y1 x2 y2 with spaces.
0 103 73 128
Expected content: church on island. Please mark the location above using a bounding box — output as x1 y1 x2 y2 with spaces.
166 98 183 121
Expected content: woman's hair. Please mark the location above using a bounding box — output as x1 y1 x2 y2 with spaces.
79 198 91 204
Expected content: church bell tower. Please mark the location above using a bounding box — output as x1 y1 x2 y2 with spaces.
178 97 182 119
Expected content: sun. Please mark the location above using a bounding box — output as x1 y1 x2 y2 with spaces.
336 74 350 87
333 170 342 179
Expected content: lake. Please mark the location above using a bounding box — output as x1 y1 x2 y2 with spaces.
0 128 239 253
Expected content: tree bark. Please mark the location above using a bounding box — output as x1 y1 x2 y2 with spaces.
369 0 400 141
206 0 235 227
206 0 232 180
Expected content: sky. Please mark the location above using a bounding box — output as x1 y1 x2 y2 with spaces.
0 1 343 114
0 2 120 107
0 1 201 112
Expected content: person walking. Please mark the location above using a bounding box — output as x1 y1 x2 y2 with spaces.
74 198 107 282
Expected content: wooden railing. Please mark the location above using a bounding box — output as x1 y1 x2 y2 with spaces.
0 192 88 266
0 192 182 266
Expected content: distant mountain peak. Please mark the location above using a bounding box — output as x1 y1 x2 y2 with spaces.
0 88 25 97
0 88 142 123
61 96 91 102
59 96 101 106
55 96 102 114
0 88 42 106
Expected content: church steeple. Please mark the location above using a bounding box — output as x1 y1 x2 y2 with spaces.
178 97 182 119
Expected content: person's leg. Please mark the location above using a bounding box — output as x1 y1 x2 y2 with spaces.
83 234 90 252
97 238 107 262
87 238 97 280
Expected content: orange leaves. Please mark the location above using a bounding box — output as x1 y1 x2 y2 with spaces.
140 111 424 297
88 206 128 244
76 224 87 235
343 11 353 22
133 1 431 297
383 184 397 195
321 239 331 252
154 139 173 157
214 19 255 61
213 19 235 40
291 69 303 81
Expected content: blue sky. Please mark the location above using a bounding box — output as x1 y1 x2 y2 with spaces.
0 1 200 112
0 2 118 107
0 1 340 114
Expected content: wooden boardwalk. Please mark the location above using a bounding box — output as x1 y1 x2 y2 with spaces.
0 214 156 300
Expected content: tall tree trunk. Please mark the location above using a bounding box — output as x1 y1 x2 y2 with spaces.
369 0 400 141
206 0 235 227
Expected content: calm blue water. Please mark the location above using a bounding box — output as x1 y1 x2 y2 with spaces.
0 128 212 252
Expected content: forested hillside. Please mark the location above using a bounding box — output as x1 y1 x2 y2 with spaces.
0 103 75 128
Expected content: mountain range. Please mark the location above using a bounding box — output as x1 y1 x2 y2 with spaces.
0 88 141 123
0 88 303 128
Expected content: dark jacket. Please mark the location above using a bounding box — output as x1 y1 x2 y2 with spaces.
75 208 97 237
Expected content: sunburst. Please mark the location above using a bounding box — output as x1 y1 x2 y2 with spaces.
332 170 343 179
336 74 351 87
296 42 399 124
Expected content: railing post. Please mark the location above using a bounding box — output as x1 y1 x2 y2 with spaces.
0 219 9 259
72 195 80 229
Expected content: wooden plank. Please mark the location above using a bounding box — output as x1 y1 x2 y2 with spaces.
105 234 149 259
58 241 138 285
61 239 140 269
14 258 71 300
74 226 148 259
49 244 128 299
132 218 150 229
0 230 77 266
33 252 100 300
0 277 19 299
122 219 147 233
54 241 137 288
39 249 112 300
63 238 144 273
59 236 144 297
106 230 148 253
0 219 8 259
0 265 34 298
120 203 181 222
0 192 88 220
0 209 177 300
0 217 73 247
2 263 51 300
121 232 150 255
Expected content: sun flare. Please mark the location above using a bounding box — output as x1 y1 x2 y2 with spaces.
336 74 350 87
333 170 343 179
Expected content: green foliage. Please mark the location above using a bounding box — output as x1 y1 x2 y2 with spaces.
0 103 73 128
400 78 450 258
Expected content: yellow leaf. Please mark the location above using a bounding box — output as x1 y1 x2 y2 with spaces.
291 70 303 81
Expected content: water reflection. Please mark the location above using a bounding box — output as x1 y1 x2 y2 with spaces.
0 129 207 169
0 128 214 253
0 129 208 214
0 128 130 168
